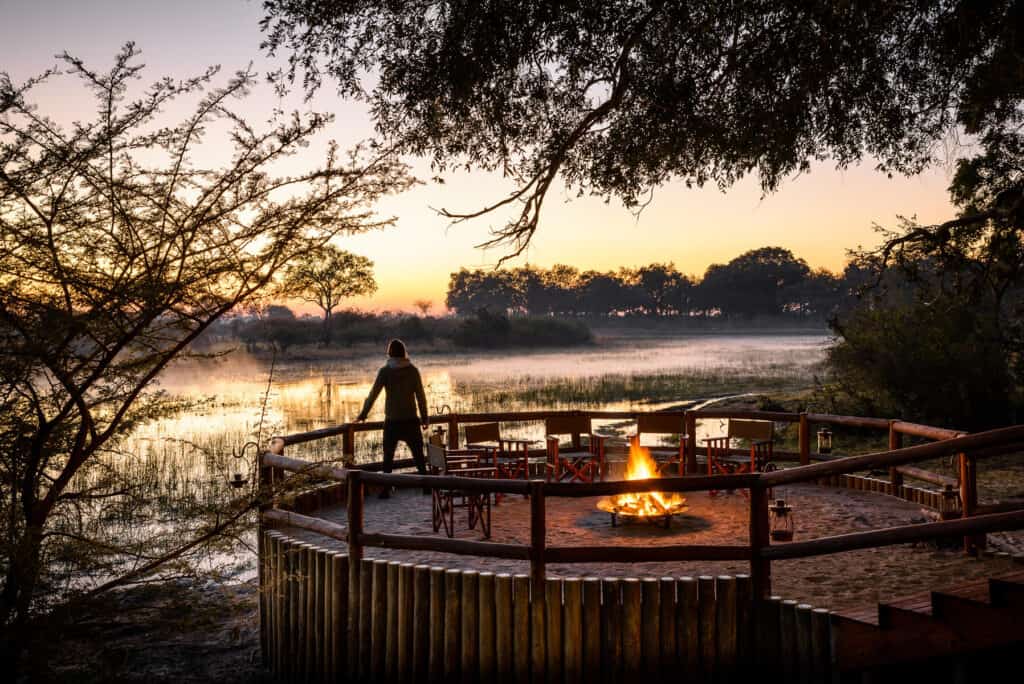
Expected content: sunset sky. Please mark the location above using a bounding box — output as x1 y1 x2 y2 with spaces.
2 0 965 313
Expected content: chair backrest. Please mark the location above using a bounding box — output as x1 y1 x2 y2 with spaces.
728 419 773 442
545 415 591 436
464 422 501 444
427 443 448 472
637 412 685 436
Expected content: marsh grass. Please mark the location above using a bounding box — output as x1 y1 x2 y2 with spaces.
461 365 814 410
63 337 828 589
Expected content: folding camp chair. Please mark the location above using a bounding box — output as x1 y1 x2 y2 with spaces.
703 419 775 498
427 443 495 538
544 415 607 483
629 412 688 475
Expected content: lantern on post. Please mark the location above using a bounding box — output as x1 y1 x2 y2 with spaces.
817 427 833 455
769 499 795 542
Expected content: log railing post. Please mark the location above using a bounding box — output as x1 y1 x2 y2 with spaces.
343 424 356 466
448 414 459 449
529 480 546 599
888 421 903 492
959 452 983 553
749 482 771 600
798 412 810 466
257 452 270 665
684 410 698 473
346 470 364 679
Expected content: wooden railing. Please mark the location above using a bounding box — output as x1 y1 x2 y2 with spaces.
258 410 1024 681
261 414 1024 602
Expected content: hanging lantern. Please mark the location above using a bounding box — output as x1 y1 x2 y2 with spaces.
769 499 795 542
817 427 833 455
229 472 249 489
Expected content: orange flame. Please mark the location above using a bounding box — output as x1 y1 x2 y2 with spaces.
611 444 686 517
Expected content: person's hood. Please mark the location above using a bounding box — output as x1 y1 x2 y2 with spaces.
386 357 411 369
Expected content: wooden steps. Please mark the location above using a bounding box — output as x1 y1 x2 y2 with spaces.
832 570 1024 671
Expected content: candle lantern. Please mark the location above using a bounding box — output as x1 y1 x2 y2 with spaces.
817 427 833 455
228 440 258 491
769 499 795 542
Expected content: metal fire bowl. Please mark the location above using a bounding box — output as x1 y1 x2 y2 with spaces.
596 497 689 529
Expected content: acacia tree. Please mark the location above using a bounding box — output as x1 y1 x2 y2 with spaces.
0 44 411 654
281 245 377 345
260 1 1022 257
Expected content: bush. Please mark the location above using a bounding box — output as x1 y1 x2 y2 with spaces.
452 310 592 348
826 298 1016 429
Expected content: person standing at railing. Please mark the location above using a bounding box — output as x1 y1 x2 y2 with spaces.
356 339 430 497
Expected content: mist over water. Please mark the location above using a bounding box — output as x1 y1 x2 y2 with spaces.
135 333 828 463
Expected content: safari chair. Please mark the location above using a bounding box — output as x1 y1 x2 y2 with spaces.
702 419 775 497
427 443 495 538
464 422 540 481
544 415 607 483
629 413 688 476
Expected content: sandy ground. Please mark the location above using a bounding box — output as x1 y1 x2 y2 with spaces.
36 477 1023 682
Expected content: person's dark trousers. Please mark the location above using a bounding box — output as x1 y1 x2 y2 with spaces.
382 418 427 475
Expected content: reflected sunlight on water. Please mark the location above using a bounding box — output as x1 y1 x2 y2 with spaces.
129 333 828 466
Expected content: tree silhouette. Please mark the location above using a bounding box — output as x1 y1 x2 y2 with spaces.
260 1 1021 256
281 245 377 345
0 44 411 653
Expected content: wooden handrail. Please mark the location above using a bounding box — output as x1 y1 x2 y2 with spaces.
263 507 348 542
804 413 891 429
359 471 533 495
263 451 349 481
891 420 965 441
761 508 1024 561
358 532 531 560
691 408 801 422
894 465 958 488
760 425 1024 488
544 473 760 497
545 545 751 563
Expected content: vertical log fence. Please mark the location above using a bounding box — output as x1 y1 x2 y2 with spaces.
259 411 1024 681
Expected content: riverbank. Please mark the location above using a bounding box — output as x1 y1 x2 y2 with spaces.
23 579 265 683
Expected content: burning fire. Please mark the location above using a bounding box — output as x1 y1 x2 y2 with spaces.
608 444 687 517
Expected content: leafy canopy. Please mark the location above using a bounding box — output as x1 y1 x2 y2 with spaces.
0 44 411 629
261 1 1023 255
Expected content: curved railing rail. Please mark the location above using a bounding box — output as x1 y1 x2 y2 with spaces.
260 411 1024 601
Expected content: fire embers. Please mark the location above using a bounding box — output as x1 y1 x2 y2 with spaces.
598 444 688 520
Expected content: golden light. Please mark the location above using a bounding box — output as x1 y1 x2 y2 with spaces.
598 443 687 519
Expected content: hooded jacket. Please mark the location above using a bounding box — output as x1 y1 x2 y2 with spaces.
357 357 428 422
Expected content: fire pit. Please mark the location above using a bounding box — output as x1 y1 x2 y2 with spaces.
596 444 688 528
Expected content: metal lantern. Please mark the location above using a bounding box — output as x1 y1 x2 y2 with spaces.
229 440 258 491
817 427 833 455
769 499 795 542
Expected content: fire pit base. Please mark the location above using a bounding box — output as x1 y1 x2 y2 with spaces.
597 497 689 530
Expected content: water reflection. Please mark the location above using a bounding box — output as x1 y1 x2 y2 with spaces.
130 334 828 467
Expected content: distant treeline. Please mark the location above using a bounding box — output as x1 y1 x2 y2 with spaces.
200 307 591 352
447 246 862 320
